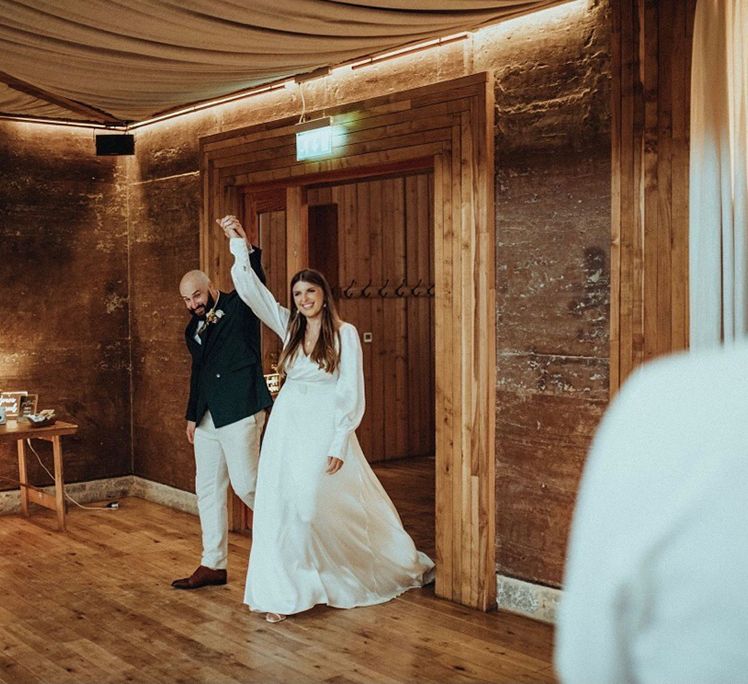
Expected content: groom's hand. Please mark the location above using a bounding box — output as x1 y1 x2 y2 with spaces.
186 420 196 444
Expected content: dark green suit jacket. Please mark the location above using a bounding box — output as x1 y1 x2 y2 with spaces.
185 248 273 428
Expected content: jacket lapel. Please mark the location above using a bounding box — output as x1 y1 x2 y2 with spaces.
201 292 228 359
186 318 205 358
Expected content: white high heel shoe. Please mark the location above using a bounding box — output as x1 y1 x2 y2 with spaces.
265 612 287 623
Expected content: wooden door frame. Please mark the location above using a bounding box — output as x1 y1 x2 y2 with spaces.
200 73 496 610
609 0 697 392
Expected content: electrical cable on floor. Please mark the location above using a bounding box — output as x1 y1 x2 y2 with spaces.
25 438 119 511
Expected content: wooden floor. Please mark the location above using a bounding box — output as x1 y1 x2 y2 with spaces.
372 456 436 559
0 458 556 684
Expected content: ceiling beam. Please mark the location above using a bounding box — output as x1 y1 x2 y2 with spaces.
0 71 125 125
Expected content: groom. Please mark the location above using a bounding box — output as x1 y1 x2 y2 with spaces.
173 242 273 589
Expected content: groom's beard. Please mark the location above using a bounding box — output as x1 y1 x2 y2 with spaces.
190 293 215 319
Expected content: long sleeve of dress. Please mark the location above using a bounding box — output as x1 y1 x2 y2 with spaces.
229 237 290 340
327 323 366 460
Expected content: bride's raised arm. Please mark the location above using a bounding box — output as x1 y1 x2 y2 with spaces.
229 237 290 340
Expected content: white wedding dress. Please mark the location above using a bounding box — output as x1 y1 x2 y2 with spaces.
229 238 435 615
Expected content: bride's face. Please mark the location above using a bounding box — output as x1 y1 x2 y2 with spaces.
293 280 324 319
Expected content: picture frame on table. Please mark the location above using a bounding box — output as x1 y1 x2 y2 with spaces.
18 394 38 419
0 391 29 419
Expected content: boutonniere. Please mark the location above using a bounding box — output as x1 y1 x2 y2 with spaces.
196 295 226 335
205 308 225 325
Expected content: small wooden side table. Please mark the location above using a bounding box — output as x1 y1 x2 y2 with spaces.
0 420 79 530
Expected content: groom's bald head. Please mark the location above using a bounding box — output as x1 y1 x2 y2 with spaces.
180 270 210 294
180 270 215 317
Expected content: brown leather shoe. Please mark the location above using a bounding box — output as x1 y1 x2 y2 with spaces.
171 565 227 590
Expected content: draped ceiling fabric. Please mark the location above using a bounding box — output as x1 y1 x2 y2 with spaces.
0 0 566 124
689 0 748 349
0 81 82 120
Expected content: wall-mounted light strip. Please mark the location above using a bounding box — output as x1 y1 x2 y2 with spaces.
345 32 470 70
126 81 289 130
0 114 125 130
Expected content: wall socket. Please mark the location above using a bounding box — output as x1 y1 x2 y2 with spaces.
362 332 373 343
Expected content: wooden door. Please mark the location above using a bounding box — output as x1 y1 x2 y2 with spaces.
242 190 287 375
307 171 435 463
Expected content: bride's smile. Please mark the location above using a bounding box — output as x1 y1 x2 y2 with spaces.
293 282 324 318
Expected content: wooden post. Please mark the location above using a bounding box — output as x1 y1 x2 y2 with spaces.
52 436 66 531
17 438 29 517
609 0 697 393
286 186 309 280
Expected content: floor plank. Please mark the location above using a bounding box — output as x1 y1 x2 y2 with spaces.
0 458 556 683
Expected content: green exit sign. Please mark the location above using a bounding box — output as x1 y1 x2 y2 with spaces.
296 117 333 161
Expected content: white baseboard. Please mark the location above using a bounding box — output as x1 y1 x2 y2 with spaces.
0 475 133 515
129 476 198 516
0 475 197 516
497 574 561 624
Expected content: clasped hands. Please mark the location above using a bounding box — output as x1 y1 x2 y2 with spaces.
217 215 246 241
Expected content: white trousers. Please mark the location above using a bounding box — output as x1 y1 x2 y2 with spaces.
194 410 265 570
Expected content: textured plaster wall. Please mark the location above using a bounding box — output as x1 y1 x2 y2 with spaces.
491 0 611 585
0 121 131 489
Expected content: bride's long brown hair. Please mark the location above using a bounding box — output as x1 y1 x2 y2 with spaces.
277 269 342 376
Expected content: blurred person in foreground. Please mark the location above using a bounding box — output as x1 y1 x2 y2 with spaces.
556 343 748 684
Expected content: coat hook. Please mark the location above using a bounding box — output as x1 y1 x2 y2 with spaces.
343 278 357 299
361 279 372 298
395 278 407 297
411 278 424 296
378 279 390 298
427 283 435 296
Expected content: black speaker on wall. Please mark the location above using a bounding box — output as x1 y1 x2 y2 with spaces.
95 134 135 156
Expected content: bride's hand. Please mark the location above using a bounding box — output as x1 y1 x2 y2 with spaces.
326 457 344 475
216 215 247 241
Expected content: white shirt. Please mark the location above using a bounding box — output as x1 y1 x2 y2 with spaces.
556 344 748 684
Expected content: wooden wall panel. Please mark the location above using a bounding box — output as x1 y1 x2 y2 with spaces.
307 174 434 464
405 174 436 460
200 73 495 610
360 180 385 461
308 204 340 284
610 0 697 391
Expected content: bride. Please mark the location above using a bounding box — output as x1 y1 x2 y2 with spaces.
217 215 434 623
